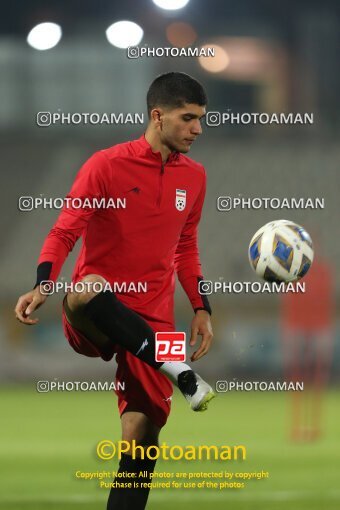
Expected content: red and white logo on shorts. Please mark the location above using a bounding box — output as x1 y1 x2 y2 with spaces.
155 332 186 362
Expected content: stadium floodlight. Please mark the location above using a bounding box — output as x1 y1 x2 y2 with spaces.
152 0 190 10
106 21 144 49
27 22 62 51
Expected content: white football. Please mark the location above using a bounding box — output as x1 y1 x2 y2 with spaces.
248 220 314 283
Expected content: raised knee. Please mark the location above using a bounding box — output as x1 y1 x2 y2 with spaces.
81 274 107 288
67 274 107 311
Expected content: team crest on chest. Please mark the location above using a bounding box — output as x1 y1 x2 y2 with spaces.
175 189 186 211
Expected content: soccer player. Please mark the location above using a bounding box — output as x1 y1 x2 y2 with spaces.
15 72 214 509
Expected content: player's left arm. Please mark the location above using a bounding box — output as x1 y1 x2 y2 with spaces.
174 166 213 362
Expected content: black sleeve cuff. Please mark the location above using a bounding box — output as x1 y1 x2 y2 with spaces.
34 261 53 288
194 305 212 316
196 276 212 315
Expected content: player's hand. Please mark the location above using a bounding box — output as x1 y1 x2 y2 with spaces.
14 287 48 325
189 310 213 362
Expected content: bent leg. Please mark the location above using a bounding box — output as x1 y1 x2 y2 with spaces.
64 274 115 359
64 274 214 411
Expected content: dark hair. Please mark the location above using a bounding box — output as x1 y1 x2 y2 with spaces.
147 72 207 117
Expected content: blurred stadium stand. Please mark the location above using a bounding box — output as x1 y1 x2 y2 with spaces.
0 0 339 383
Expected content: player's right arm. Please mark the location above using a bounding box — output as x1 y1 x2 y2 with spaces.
14 151 111 325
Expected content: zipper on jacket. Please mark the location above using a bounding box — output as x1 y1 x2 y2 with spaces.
157 162 165 207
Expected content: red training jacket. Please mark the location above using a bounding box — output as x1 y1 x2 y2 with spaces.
37 134 210 326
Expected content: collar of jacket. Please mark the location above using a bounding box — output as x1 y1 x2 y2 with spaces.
133 134 180 164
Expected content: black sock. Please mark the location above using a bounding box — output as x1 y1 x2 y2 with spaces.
107 453 157 510
84 291 162 369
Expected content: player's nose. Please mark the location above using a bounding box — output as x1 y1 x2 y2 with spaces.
191 119 202 136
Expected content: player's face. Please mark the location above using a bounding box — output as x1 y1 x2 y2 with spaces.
161 103 206 153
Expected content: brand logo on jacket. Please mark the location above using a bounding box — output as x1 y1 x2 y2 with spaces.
127 187 141 194
175 189 186 211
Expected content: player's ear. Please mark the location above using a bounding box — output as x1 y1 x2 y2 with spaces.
150 108 164 127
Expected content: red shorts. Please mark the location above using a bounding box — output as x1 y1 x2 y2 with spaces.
62 307 173 428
